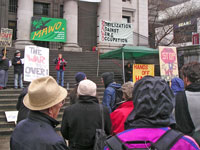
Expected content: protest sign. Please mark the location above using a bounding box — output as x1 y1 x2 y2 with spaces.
99 20 133 44
5 111 18 124
159 46 179 81
31 17 66 42
0 28 13 47
132 64 155 82
24 46 49 82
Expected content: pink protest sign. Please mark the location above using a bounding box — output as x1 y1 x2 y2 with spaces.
159 46 179 81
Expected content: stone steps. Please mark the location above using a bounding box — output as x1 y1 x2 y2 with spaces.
0 50 123 138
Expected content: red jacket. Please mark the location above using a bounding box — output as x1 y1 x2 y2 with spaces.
110 101 134 135
55 58 66 71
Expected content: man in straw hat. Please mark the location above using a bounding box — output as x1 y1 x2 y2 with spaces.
10 76 69 150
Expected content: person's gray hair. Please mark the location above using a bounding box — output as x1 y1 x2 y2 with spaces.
122 81 134 100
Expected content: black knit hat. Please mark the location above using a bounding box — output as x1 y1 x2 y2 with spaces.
101 72 114 88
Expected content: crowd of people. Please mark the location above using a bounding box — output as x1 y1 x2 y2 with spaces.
1 49 200 149
0 50 68 90
9 61 200 150
0 48 24 90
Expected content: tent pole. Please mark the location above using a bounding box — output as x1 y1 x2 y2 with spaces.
122 51 125 83
97 47 100 77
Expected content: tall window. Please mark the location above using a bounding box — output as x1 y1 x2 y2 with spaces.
8 21 17 40
34 2 49 16
60 5 63 18
122 16 131 23
9 0 18 13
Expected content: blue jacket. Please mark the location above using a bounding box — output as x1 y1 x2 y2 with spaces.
102 83 121 113
10 111 68 150
171 77 184 95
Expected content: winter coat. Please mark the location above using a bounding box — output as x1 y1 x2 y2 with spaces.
105 127 200 150
55 58 67 71
125 65 132 82
12 56 23 74
175 82 200 145
125 76 176 129
10 111 68 150
61 96 111 150
110 101 134 135
0 54 9 70
69 85 78 105
105 76 199 150
171 77 184 95
102 83 122 113
16 87 29 123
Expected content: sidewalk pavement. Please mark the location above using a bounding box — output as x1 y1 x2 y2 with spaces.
0 136 10 150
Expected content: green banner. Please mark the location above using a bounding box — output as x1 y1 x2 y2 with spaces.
31 17 66 42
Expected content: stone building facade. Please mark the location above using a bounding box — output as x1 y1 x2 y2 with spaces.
0 0 148 52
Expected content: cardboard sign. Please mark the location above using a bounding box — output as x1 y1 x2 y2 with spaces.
159 46 179 81
31 17 66 42
99 20 133 44
0 28 13 47
24 46 49 82
133 64 155 83
5 111 18 124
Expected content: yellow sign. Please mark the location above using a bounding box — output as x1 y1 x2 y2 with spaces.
159 46 179 81
133 64 155 83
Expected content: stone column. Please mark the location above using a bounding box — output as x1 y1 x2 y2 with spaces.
63 0 82 52
14 0 34 49
0 0 8 29
97 0 122 53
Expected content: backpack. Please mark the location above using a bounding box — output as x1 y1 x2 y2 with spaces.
192 130 200 146
106 129 183 150
110 86 123 111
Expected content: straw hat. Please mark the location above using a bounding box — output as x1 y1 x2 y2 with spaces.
77 79 97 97
23 76 68 110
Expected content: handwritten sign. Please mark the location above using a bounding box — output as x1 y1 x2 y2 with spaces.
5 111 18 124
24 46 49 82
31 17 66 42
133 64 154 83
99 20 133 44
159 46 179 81
0 28 13 47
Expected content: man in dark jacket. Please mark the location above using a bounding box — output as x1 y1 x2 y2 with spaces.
10 76 68 150
0 48 10 90
101 72 121 113
16 86 29 123
69 72 87 105
125 62 132 82
12 50 24 89
61 79 111 150
175 62 200 145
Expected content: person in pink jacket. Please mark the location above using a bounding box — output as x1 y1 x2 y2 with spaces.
106 76 200 150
